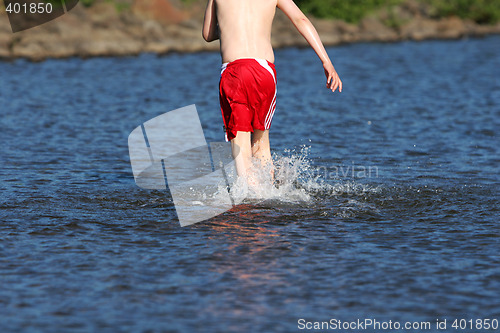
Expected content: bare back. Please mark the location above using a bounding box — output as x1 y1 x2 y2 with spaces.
215 0 277 64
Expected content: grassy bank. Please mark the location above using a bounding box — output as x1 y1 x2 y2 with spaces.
78 0 500 25
294 0 500 24
423 0 500 24
294 0 402 23
80 0 131 12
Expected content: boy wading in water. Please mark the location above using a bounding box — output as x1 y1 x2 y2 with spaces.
203 0 342 185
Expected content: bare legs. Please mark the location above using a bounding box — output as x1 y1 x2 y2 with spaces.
231 129 274 181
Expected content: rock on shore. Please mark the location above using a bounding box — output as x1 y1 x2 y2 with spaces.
0 0 499 61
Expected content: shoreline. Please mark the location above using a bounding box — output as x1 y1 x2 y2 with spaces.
1 2 500 62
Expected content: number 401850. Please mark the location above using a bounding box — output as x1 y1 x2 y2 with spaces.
452 319 499 330
5 2 53 14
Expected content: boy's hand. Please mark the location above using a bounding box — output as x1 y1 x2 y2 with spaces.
324 62 342 93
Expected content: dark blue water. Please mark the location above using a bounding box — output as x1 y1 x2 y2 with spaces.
1 35 499 332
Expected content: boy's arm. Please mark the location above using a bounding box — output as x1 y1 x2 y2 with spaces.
277 0 342 92
202 0 219 42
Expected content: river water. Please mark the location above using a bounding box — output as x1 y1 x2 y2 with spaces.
1 35 499 332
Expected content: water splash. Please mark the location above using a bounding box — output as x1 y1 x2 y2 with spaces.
175 145 384 216
212 145 382 205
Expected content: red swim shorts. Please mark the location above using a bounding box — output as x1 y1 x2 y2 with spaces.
219 58 277 141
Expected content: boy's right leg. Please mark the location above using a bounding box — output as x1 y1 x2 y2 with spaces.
231 131 252 177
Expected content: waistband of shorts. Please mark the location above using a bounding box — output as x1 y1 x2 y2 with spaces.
221 58 275 72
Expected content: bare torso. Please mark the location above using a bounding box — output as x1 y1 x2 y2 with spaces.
215 0 278 64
